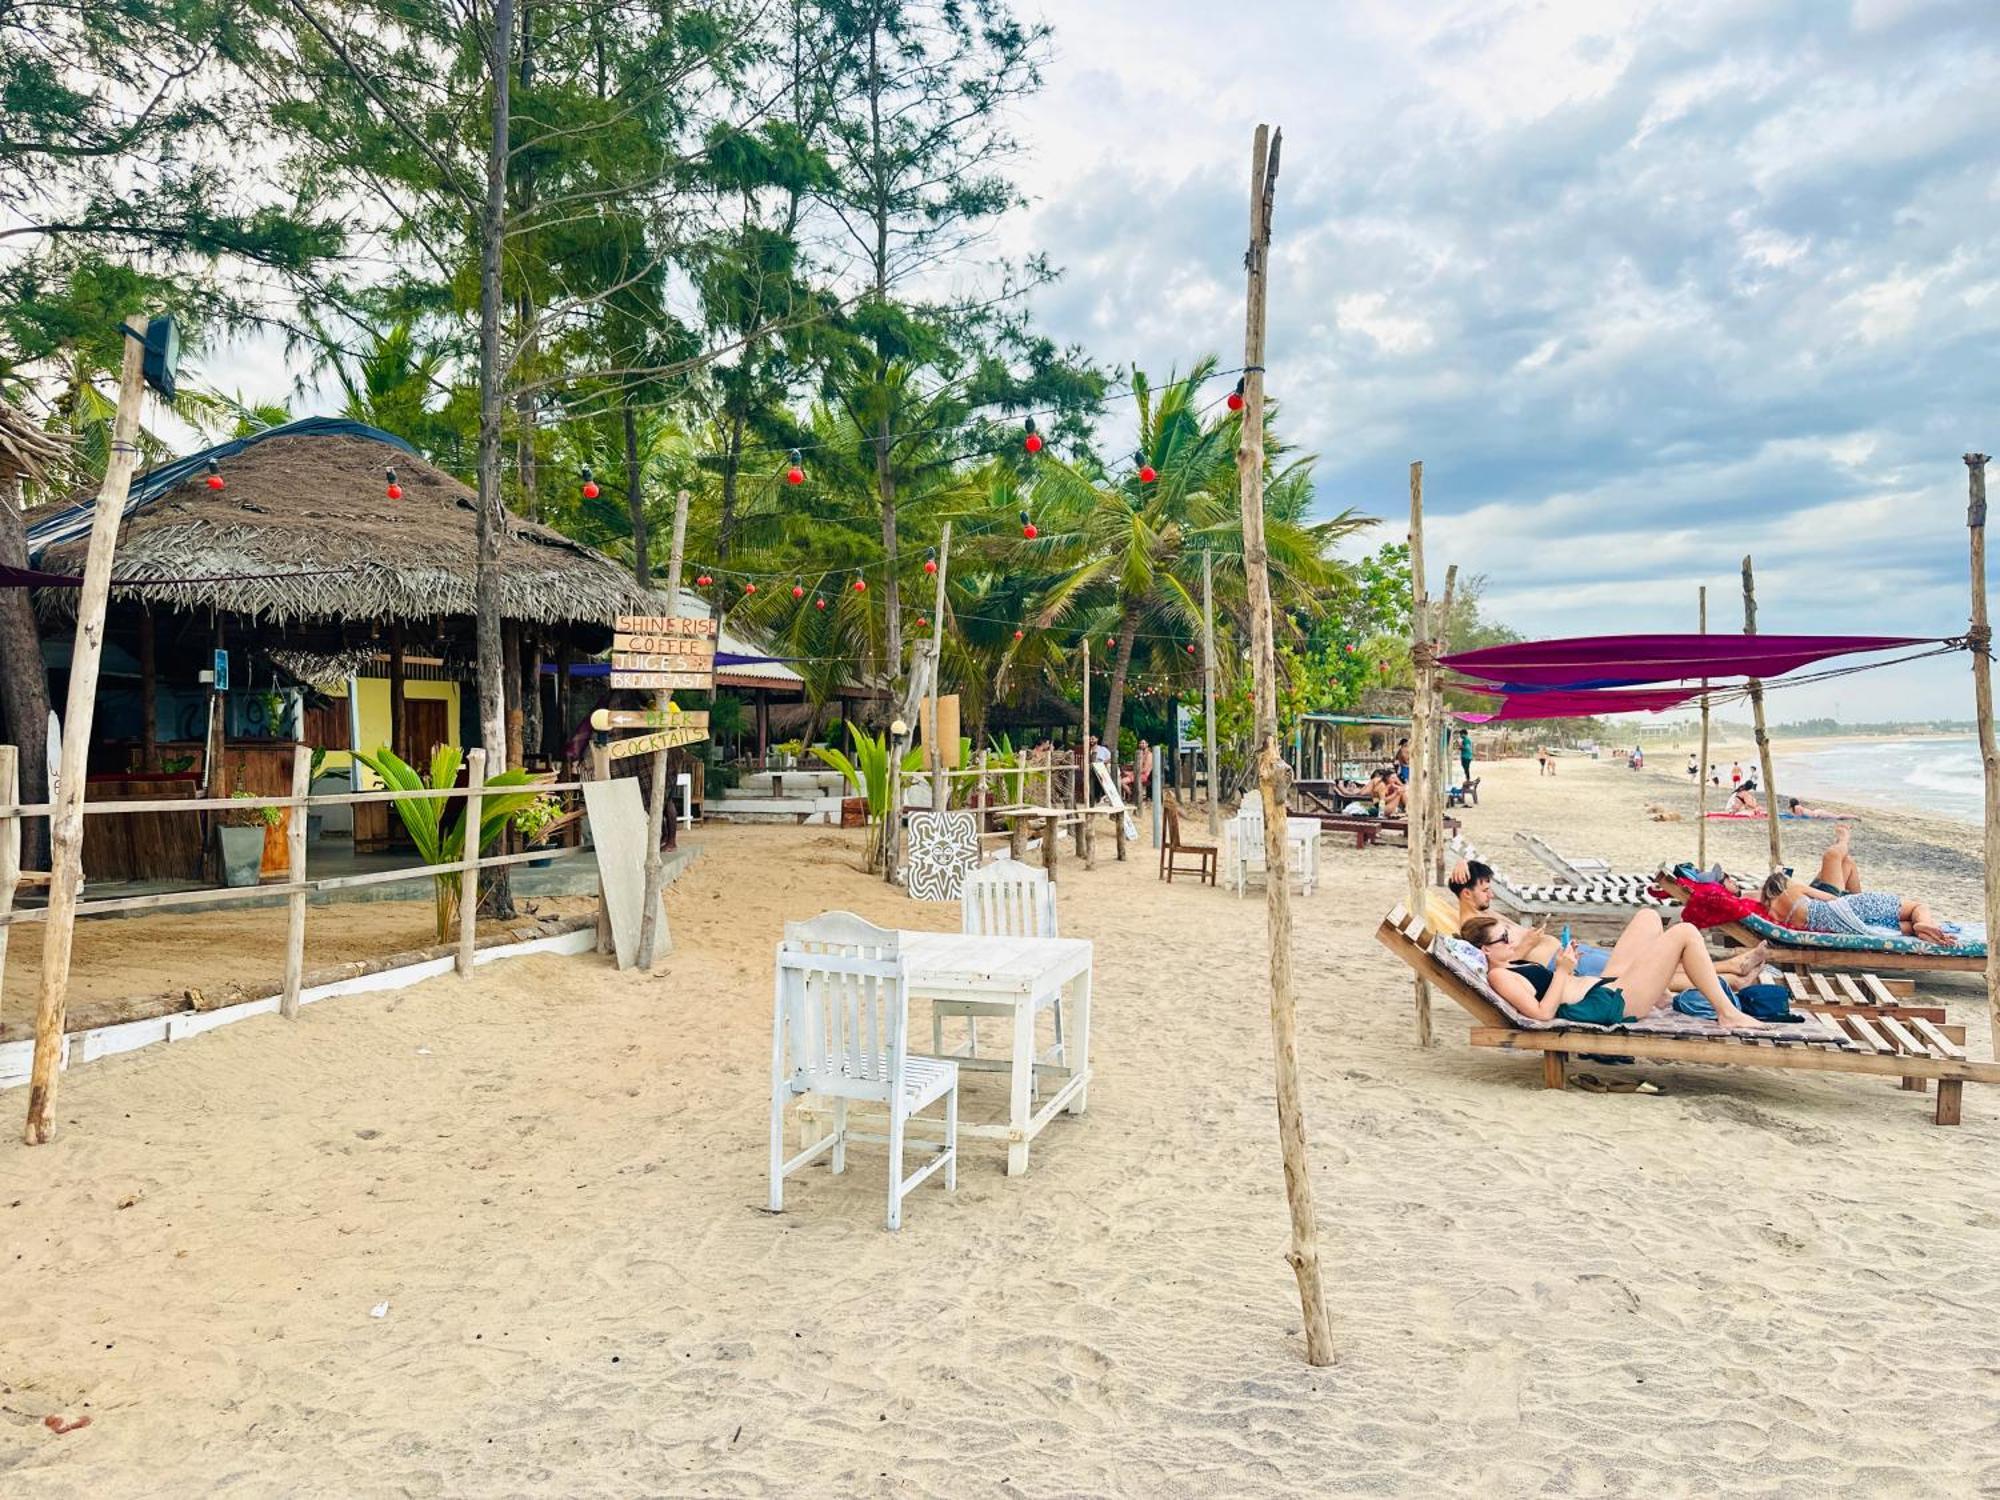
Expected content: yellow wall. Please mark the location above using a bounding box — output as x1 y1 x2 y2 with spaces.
322 679 461 789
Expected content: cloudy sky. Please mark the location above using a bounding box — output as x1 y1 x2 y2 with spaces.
1000 0 2000 719
197 0 1998 719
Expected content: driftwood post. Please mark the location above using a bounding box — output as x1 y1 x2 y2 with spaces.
1406 460 1434 1049
1741 555 1781 870
1964 453 2000 1059
280 744 312 1018
637 487 692 968
457 749 487 974
1696 586 1710 869
1238 122 1334 1367
25 315 146 1144
1202 548 1220 836
927 522 953 816
0 746 17 1004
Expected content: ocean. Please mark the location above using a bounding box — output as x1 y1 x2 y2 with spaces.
1773 736 1984 825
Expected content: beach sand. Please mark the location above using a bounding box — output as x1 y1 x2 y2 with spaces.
4 759 1998 1496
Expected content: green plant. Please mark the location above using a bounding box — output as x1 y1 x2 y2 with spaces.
511 793 563 845
351 744 543 940
222 788 281 829
309 746 329 783
161 752 196 774
815 723 925 871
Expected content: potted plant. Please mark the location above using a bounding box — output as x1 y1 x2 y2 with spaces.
511 793 563 867
815 723 925 872
217 790 277 887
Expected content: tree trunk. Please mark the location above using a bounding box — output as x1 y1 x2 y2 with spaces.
475 0 516 775
0 485 50 869
1100 601 1141 771
623 397 649 585
875 421 900 681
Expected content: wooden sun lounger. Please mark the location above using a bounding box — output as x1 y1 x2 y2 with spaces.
1424 885 1937 1020
1302 812 1460 849
1376 905 1997 1125
1451 838 1664 921
1651 870 1974 980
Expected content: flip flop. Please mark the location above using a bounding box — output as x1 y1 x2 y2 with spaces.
1571 1073 1663 1095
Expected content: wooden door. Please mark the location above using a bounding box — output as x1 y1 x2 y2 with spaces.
400 698 449 766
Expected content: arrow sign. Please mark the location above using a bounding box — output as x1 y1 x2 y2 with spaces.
592 708 710 731
604 726 710 760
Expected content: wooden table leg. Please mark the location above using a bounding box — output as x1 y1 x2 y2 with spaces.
1007 992 1035 1176
1065 967 1092 1115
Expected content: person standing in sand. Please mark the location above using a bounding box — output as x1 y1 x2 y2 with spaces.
1687 753 1699 781
1459 729 1474 786
1731 761 1743 790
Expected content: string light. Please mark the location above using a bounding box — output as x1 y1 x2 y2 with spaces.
853 576 867 593
816 596 827 609
205 459 224 491
696 572 713 586
791 581 804 599
786 450 805 486
581 467 599 500
1020 509 1037 540
1138 465 1157 484
743 581 757 594
1023 417 1042 454
385 467 402 500
1227 378 1245 412
923 549 938 575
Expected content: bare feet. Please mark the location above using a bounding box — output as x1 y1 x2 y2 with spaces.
1714 1006 1769 1030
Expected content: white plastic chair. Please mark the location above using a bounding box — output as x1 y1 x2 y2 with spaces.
770 911 957 1231
931 858 1062 1070
1228 806 1318 897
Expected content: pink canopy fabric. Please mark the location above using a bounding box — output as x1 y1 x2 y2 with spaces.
1452 685 1704 722
1442 633 1931 690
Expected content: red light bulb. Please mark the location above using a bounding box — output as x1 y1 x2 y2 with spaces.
786 466 804 485
697 573 712 586
743 582 757 594
1186 643 1196 655
815 596 826 610
1013 629 1024 640
853 578 867 593
791 583 804 599
1022 522 1038 539
1024 432 1042 454
206 474 224 491
1139 465 1157 484
916 616 928 629
923 557 937 575
582 480 599 499
1227 393 1244 413
386 482 402 500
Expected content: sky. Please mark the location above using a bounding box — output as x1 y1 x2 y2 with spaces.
192 0 2000 721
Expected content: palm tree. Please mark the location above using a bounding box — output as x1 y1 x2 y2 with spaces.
1023 360 1367 766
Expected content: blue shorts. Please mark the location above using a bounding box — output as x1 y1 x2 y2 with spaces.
1574 944 1612 978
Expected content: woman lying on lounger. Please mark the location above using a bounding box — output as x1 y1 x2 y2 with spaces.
1460 911 1768 1029
1759 826 1961 946
1469 907 1771 987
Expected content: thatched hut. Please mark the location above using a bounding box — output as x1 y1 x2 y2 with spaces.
27 418 666 875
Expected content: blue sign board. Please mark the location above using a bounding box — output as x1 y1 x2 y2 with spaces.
212 648 229 692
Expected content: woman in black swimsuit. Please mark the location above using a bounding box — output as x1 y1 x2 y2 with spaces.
1461 913 1766 1029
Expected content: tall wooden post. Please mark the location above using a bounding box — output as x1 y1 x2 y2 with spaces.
1963 453 2000 1059
280 744 312 1018
1741 555 1781 870
927 523 953 816
1202 547 1220 836
1238 123 1333 1367
637 487 693 968
138 612 157 772
25 315 145 1144
1696 586 1711 869
0 747 19 1007
1406 460 1434 1049
457 749 486 974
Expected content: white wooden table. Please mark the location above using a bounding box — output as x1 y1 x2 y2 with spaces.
904 930 1093 1176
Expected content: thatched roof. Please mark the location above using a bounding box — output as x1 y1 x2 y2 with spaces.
30 418 664 627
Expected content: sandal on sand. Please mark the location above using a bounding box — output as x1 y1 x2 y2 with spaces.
1571 1073 1663 1095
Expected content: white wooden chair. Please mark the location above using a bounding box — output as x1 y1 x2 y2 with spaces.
1227 806 1319 897
930 858 1063 1072
770 911 957 1231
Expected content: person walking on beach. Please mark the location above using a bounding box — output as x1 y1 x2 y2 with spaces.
1730 761 1743 790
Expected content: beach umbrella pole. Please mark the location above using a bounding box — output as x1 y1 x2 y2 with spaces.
1406 461 1434 1047
1964 453 1999 1060
1237 123 1333 1367
1697 586 1710 868
1741 555 1781 870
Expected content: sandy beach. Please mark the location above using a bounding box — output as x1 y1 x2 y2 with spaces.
5 757 1999 1496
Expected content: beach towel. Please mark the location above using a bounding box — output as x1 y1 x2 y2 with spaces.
1734 910 1988 959
1669 874 1763 931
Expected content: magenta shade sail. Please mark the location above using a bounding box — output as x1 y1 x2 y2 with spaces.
1451 685 1703 722
1441 633 1930 690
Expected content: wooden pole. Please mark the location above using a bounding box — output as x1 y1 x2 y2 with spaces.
457 748 486 974
1697 586 1710 869
1081 636 1091 781
279 744 311 1018
1428 564 1456 883
0 747 18 1009
1238 123 1334 1367
389 623 407 761
1963 453 2000 1059
1202 547 1220 837
1406 460 1434 1049
1741 555 1781 870
637 486 692 969
138 612 157 772
928 522 953 816
25 315 146 1144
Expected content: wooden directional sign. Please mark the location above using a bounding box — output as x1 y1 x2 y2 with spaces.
592 707 709 732
613 634 715 657
613 650 715 672
604 725 710 760
610 670 715 690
